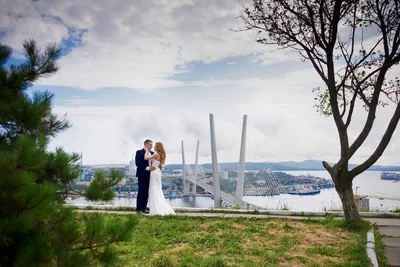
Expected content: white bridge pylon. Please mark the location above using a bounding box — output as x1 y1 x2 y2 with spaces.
181 114 262 209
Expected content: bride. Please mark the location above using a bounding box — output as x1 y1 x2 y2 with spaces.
144 142 175 216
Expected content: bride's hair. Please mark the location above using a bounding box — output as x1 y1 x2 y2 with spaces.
155 142 166 169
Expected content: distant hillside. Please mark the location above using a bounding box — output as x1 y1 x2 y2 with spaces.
275 159 400 171
165 162 296 170
276 160 331 170
165 159 400 171
203 162 299 171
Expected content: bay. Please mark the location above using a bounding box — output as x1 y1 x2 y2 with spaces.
67 170 400 211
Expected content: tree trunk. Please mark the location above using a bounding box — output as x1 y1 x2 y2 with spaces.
335 179 361 222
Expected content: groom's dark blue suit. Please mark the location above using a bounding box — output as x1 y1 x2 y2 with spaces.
135 148 154 212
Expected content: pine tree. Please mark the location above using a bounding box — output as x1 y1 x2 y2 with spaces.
0 40 137 267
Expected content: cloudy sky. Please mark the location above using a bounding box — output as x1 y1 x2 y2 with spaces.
2 0 399 166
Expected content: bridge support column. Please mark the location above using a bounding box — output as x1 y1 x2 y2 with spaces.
210 114 221 207
189 140 200 195
181 141 190 195
236 115 247 202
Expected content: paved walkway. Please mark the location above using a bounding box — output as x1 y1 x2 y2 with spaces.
367 218 400 267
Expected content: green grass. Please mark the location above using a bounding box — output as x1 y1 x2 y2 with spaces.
90 214 375 266
390 208 400 213
78 204 400 214
373 225 389 267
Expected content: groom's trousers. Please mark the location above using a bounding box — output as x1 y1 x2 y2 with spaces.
136 172 150 211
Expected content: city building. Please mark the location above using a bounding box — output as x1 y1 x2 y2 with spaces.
219 170 229 180
125 153 136 177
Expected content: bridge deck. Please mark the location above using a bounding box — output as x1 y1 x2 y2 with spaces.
185 177 262 210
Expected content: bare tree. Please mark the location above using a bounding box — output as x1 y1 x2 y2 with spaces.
236 0 400 222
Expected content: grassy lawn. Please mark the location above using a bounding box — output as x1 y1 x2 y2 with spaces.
92 213 376 267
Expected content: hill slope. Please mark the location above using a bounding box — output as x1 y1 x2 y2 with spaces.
165 159 400 171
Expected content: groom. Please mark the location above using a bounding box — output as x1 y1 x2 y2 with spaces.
135 139 155 214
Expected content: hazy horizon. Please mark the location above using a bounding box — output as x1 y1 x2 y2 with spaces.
85 159 400 168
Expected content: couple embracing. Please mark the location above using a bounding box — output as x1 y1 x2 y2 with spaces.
135 139 175 216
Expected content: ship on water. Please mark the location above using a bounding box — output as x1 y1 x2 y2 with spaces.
380 172 400 181
287 184 321 195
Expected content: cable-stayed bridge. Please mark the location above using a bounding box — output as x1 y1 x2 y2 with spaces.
180 114 286 209
179 114 400 210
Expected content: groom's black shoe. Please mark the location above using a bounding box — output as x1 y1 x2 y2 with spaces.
136 211 142 215
142 209 149 214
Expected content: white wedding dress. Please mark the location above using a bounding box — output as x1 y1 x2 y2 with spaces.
148 158 175 216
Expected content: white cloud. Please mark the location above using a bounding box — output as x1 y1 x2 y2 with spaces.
0 1 69 54
64 97 95 105
1 0 294 90
3 0 400 167
49 71 400 166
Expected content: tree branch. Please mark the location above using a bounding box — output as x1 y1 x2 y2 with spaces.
327 0 350 169
345 87 359 127
376 0 390 60
348 65 391 159
350 102 400 177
